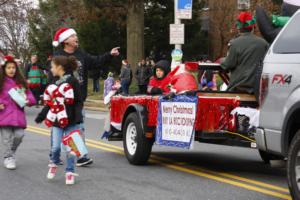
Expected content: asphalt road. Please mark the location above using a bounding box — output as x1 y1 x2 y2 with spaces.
0 107 291 200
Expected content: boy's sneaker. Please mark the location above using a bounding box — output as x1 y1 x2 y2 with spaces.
76 157 93 167
65 172 78 185
4 157 16 170
47 164 58 180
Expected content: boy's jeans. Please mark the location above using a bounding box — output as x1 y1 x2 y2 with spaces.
49 109 89 160
51 125 79 172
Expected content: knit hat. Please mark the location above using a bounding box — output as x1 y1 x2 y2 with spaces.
153 60 170 80
236 12 256 30
108 72 114 77
52 27 77 47
122 60 128 66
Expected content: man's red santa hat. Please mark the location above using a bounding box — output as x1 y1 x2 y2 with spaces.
52 27 76 47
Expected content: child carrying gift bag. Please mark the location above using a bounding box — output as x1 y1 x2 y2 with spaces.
35 56 85 185
0 56 36 170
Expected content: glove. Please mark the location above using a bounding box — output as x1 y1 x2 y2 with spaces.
150 87 163 95
35 115 44 124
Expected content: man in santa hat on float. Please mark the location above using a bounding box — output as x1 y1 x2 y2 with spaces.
51 27 120 167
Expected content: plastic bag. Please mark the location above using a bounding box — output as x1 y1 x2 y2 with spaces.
8 87 27 108
272 15 290 27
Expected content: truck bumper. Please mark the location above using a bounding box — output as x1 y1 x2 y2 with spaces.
255 128 267 151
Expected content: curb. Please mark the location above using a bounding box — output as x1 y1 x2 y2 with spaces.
84 106 108 112
85 98 107 112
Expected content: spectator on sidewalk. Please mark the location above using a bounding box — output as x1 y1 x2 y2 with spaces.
135 59 152 94
25 55 45 105
104 72 115 98
119 60 131 95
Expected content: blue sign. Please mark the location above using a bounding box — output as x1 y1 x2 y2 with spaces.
176 0 193 19
178 0 192 10
156 95 198 149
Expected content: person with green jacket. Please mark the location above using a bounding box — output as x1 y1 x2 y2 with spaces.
221 12 269 94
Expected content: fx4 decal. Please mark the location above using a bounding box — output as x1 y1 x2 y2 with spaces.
272 74 292 85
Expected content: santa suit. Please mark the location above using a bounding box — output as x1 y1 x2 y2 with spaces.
171 72 198 94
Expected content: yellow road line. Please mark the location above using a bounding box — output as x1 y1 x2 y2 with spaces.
26 126 291 200
151 155 290 194
26 127 124 155
83 132 290 194
160 163 291 200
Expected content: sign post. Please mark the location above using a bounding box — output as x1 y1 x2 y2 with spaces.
170 0 193 67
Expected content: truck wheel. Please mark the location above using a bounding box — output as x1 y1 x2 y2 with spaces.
287 131 300 199
259 150 284 164
123 112 153 165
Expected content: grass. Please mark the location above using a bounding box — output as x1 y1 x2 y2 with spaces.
87 79 104 100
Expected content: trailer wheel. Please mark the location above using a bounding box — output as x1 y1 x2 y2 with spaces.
287 130 300 199
259 150 284 164
123 112 153 165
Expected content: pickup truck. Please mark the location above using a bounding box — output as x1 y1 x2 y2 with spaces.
255 10 300 199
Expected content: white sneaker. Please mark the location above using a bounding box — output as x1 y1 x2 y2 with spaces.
47 164 58 179
65 172 78 185
4 157 16 170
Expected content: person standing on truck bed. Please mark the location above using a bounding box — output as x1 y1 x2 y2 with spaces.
221 12 269 94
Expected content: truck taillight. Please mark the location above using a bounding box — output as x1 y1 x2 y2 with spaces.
259 74 269 106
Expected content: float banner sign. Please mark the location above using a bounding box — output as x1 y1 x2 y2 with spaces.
156 95 198 149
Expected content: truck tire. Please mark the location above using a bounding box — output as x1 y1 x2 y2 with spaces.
259 150 284 164
287 131 300 199
123 112 153 165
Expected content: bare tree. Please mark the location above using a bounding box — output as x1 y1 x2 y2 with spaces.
209 0 236 60
0 0 32 61
0 0 9 6
127 0 144 73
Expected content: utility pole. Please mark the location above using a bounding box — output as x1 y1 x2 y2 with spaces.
174 0 182 50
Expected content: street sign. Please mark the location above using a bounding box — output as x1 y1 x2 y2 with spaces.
176 0 193 19
237 0 250 10
170 24 184 45
171 49 183 62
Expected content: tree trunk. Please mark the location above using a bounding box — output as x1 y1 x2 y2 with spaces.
127 0 144 74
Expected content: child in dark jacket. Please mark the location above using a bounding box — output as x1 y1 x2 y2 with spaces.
35 56 83 185
148 60 171 95
147 60 179 95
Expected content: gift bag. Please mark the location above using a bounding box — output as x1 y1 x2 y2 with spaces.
62 130 88 158
8 87 27 108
